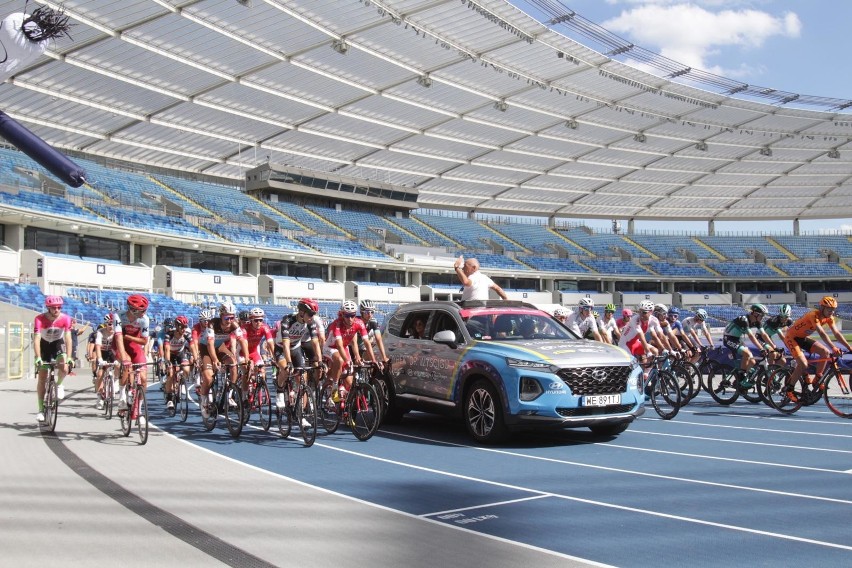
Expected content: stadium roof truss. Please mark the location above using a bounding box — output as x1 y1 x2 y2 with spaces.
4 0 852 221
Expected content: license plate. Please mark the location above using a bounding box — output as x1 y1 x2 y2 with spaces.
582 394 621 406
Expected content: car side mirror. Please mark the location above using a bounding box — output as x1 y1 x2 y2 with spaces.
433 329 458 348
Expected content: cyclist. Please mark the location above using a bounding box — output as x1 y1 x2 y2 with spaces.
681 309 713 360
617 300 661 363
197 301 249 418
356 299 389 366
760 304 793 364
651 304 679 354
324 300 380 401
552 306 569 325
598 303 620 344
190 308 214 366
86 323 103 381
114 294 151 411
93 313 120 410
617 308 632 332
163 315 193 413
275 298 325 409
782 296 852 400
564 298 603 342
150 324 164 382
241 307 275 401
33 295 73 422
722 303 768 376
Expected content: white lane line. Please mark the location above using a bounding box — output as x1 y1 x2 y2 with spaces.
422 495 551 517
677 407 852 425
653 418 852 437
166 435 610 567
626 429 852 454
380 431 852 505
318 442 852 552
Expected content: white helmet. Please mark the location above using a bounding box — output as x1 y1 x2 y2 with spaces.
340 300 358 314
553 306 569 317
654 303 667 314
249 307 265 319
219 301 236 315
199 308 215 321
779 304 792 318
639 300 655 312
578 298 594 309
695 308 708 321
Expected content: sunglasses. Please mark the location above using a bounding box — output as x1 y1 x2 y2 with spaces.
251 318 263 323
343 313 357 318
47 306 61 310
361 310 374 315
222 315 235 321
129 308 145 314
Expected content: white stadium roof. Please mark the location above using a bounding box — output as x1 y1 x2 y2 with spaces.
5 0 852 221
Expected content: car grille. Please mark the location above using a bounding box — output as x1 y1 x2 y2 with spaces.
556 404 634 417
557 366 631 395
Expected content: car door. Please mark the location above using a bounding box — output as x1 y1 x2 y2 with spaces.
388 309 434 397
425 309 466 401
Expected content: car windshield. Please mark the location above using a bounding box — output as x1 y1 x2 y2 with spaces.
463 312 576 341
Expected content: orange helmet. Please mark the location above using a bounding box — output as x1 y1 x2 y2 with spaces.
820 296 838 309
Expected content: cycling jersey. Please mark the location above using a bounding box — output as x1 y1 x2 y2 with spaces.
618 315 662 356
34 312 73 362
668 319 684 335
164 329 192 356
277 314 322 350
723 315 762 342
199 318 244 351
762 315 792 339
598 317 618 343
681 316 705 335
324 318 369 360
786 310 833 341
191 322 208 343
241 322 273 363
564 311 598 338
114 311 150 364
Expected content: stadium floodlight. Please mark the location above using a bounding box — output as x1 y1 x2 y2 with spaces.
416 75 432 88
565 118 579 129
695 141 708 152
759 147 772 157
828 148 840 159
331 39 349 55
633 132 646 143
493 100 508 112
236 0 251 6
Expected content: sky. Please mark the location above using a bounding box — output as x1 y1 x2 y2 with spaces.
510 0 852 235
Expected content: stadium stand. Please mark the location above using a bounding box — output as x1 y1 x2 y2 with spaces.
414 213 525 253
697 235 790 260
488 223 587 256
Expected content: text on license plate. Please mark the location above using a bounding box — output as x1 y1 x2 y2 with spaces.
582 394 621 406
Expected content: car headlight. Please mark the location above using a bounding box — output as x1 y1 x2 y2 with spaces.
506 358 560 374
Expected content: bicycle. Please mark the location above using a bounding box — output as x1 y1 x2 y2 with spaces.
640 354 682 420
39 361 61 433
346 363 382 440
173 364 191 423
200 363 243 438
97 360 120 420
277 364 318 446
243 362 273 432
118 363 149 445
767 352 852 418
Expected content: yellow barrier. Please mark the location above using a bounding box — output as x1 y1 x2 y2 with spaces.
6 322 25 380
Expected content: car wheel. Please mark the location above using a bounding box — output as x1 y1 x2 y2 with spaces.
589 422 629 436
464 379 507 444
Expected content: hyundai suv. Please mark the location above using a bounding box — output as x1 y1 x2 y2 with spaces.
377 300 644 443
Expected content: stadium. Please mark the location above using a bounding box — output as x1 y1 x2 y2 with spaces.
3 2 852 567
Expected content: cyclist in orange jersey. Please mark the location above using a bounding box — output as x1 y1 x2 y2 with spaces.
782 296 852 398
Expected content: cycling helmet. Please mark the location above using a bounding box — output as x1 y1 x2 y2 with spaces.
779 304 792 318
249 307 265 319
238 310 250 323
593 311 600 319
578 298 594 309
695 308 708 321
820 296 838 309
622 308 633 318
604 303 616 313
163 318 175 331
219 301 236 315
44 295 63 308
750 303 769 315
155 325 162 333
175 315 189 327
103 312 118 324
654 303 668 314
340 300 358 314
199 308 215 321
297 298 318 315
668 306 680 316
126 294 149 311
639 300 655 313
553 306 569 317
359 298 376 311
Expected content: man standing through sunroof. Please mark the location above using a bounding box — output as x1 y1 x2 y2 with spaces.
454 255 508 301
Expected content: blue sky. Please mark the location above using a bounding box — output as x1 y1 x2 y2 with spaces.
510 0 852 235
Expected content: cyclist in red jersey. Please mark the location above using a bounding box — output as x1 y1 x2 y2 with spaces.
323 300 380 399
241 307 275 399
114 294 151 410
190 308 214 366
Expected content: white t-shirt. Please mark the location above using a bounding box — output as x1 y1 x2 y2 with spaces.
462 270 495 301
564 311 598 337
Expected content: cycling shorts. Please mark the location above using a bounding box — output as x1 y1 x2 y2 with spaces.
784 335 816 360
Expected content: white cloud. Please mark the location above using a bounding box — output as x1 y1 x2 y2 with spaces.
601 3 801 75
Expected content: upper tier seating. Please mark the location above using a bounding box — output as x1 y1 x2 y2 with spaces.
697 235 789 260
489 223 587 256
307 206 423 245
414 213 525 253
555 227 650 258
772 235 852 259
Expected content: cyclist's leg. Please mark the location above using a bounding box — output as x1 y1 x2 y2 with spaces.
783 336 808 391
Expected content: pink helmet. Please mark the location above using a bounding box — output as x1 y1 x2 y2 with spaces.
622 308 633 318
44 295 63 308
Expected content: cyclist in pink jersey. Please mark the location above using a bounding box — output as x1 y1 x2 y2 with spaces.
113 294 151 410
33 296 73 422
323 300 380 400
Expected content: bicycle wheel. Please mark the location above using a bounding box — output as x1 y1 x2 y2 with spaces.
297 385 317 447
136 387 149 445
277 384 293 439
257 378 272 431
104 371 114 420
670 364 693 405
678 361 702 402
650 370 681 420
822 369 852 418
738 369 762 404
319 383 341 434
44 379 58 433
120 388 132 437
706 366 740 405
201 390 217 432
765 367 803 415
224 383 243 439
179 376 189 423
347 383 381 440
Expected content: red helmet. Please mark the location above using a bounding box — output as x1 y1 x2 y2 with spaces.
297 298 318 315
175 315 189 327
44 295 63 308
126 294 149 311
